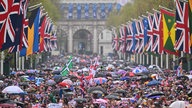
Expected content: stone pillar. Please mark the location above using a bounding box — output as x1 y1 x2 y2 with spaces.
1 52 4 75
93 23 98 53
19 56 21 70
68 25 73 53
22 57 25 70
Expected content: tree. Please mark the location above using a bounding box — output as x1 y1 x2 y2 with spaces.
107 0 175 27
29 0 61 22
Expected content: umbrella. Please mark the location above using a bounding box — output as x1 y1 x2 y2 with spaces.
26 69 36 74
74 98 87 103
105 95 120 100
2 86 24 94
46 80 56 86
186 75 192 79
16 71 25 76
129 72 135 77
169 101 187 108
44 68 52 71
120 76 130 81
177 75 189 80
53 75 63 83
146 80 161 86
188 89 192 97
62 79 73 85
82 68 89 72
59 82 70 88
117 70 126 75
146 91 164 98
53 66 61 71
91 90 103 94
94 77 107 84
52 71 61 75
87 86 106 94
64 92 74 96
132 68 142 73
94 99 108 104
115 90 127 94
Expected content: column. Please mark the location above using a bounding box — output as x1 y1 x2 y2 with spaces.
93 23 98 53
151 55 153 65
161 54 163 68
22 57 25 70
166 54 169 69
156 56 158 66
68 25 73 53
19 56 21 70
1 52 4 75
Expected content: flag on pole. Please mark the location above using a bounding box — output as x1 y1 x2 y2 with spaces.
160 8 178 55
61 56 73 76
188 0 192 53
175 0 190 53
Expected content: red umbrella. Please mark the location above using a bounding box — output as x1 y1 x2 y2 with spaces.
59 82 70 88
129 72 135 77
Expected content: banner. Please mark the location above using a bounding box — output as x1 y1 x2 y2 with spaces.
92 4 97 19
68 3 73 19
100 3 106 19
77 4 81 19
84 4 89 19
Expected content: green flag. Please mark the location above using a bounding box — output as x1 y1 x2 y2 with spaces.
61 56 73 76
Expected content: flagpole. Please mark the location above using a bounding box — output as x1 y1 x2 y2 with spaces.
159 5 174 12
14 52 17 71
166 54 169 69
1 52 4 75
28 3 42 10
161 54 163 68
22 57 25 70
173 55 176 71
153 8 160 13
156 56 158 66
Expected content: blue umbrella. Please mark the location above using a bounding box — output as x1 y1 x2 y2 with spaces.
120 76 130 81
35 77 44 86
146 80 161 86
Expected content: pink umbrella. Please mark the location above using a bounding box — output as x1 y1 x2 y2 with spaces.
94 99 108 103
117 70 127 75
62 79 73 85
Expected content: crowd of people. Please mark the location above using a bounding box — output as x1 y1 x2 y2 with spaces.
0 54 191 108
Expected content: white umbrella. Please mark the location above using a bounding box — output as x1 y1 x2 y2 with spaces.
169 101 186 108
186 75 192 79
82 68 89 72
2 86 24 94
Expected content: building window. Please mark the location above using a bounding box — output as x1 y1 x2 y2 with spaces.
100 46 103 55
101 32 103 39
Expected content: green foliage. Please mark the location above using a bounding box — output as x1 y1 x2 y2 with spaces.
29 0 61 22
107 0 175 27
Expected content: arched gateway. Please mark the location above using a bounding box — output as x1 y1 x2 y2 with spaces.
56 0 128 54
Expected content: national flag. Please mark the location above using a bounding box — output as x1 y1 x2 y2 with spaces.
143 17 149 53
160 8 178 55
137 19 144 53
131 21 136 53
0 0 21 50
61 56 73 76
144 14 154 52
152 11 163 54
189 0 192 52
38 14 47 53
119 26 125 52
26 7 40 55
44 19 52 52
112 28 119 51
175 0 190 53
20 19 28 56
50 30 57 50
126 22 133 53
8 0 29 53
134 20 140 53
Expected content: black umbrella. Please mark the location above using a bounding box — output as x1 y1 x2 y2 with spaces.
87 86 106 94
177 75 189 80
64 92 74 96
44 68 52 71
91 90 103 94
19 82 29 86
74 98 87 103
52 71 61 75
146 91 164 98
105 95 120 100
115 89 127 94
188 89 192 97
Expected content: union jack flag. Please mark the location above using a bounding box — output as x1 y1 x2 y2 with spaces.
119 26 125 52
0 0 20 50
152 11 163 54
8 0 29 53
50 30 57 50
44 19 52 52
145 14 154 52
175 0 190 53
137 19 144 53
126 23 133 53
135 20 140 53
111 28 119 51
